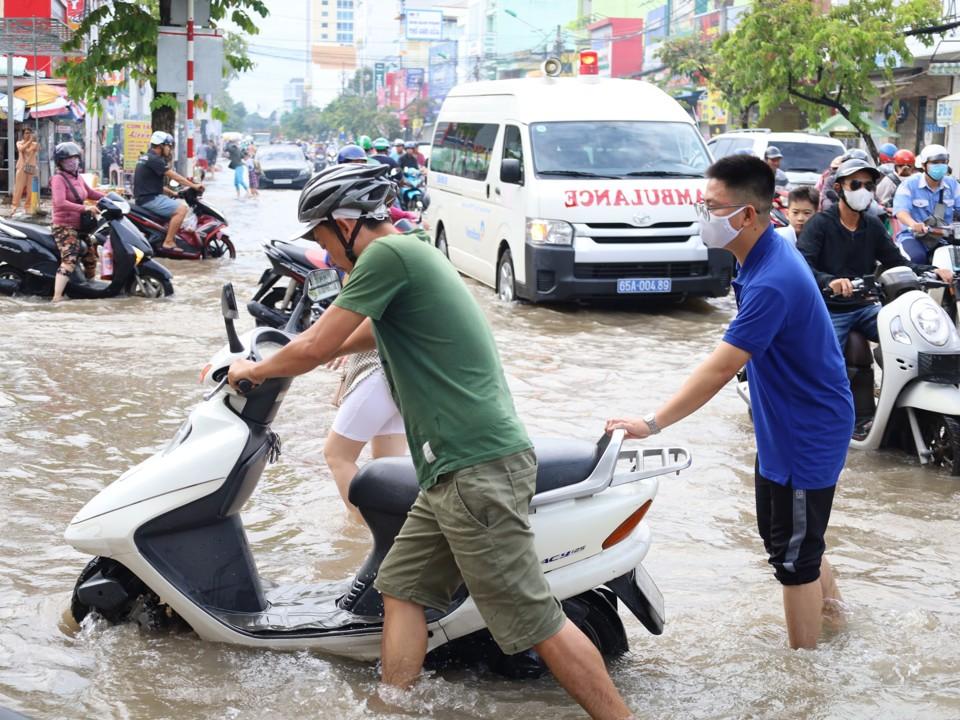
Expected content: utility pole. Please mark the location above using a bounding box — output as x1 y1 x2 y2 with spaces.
186 0 195 179
554 24 562 58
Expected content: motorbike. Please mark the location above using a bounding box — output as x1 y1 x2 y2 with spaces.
770 188 789 228
65 274 686 674
398 167 430 215
929 237 960 326
247 239 339 329
126 186 235 261
736 268 960 474
0 193 174 299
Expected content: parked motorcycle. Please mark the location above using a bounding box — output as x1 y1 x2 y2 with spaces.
65 275 686 674
247 239 338 329
737 268 960 473
398 167 430 215
126 186 235 260
0 193 174 299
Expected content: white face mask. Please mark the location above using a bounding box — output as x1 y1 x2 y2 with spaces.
699 206 747 249
842 187 873 212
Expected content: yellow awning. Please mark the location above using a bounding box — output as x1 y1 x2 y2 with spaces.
14 84 63 107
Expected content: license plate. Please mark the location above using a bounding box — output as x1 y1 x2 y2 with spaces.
617 278 672 294
273 178 292 185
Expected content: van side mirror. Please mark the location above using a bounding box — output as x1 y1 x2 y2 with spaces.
501 158 522 185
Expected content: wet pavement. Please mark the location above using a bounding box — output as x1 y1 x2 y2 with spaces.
1 170 958 719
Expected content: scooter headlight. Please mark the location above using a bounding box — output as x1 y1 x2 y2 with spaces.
909 298 950 346
133 247 144 266
890 316 912 345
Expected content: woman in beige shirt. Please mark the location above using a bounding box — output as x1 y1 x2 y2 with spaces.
11 127 39 215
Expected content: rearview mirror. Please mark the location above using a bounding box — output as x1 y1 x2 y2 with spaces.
305 268 341 304
221 283 239 321
169 179 181 189
500 158 522 185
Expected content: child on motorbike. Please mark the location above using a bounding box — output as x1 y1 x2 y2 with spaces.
50 142 105 302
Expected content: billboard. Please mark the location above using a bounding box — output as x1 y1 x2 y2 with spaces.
122 121 153 171
429 40 458 107
406 68 425 89
406 10 443 41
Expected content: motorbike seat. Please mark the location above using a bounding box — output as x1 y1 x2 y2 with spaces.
349 437 600 517
273 240 329 269
129 204 169 225
3 219 58 254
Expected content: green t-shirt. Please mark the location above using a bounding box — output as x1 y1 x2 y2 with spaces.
333 229 531 489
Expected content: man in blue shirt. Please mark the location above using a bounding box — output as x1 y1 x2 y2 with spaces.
606 155 854 650
893 144 960 263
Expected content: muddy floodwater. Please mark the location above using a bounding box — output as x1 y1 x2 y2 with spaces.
1 174 958 720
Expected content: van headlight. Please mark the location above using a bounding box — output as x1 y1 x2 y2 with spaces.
527 219 574 246
909 298 950 346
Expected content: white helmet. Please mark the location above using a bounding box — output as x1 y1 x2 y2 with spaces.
150 131 174 147
918 144 949 165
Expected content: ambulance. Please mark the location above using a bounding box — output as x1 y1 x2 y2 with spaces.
424 53 734 303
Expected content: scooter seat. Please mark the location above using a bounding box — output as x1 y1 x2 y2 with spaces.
3 219 58 254
130 204 169 224
349 437 600 516
273 240 329 270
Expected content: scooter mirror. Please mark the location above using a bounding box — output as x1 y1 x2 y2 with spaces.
221 283 240 321
305 268 342 304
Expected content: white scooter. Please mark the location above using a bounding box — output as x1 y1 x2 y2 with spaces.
65 271 690 676
737 266 960 474
930 244 960 327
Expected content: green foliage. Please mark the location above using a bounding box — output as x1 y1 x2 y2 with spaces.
715 0 942 155
278 94 402 142
60 0 268 108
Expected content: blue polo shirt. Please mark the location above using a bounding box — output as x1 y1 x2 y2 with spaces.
725 225 854 489
893 173 960 244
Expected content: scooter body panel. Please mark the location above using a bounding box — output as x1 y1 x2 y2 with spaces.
896 379 960 415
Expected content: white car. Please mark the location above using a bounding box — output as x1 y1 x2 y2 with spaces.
707 130 845 187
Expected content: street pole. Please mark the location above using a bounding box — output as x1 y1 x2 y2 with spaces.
7 52 14 199
30 16 39 214
186 0 195 179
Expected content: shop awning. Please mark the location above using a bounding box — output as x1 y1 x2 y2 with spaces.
809 113 899 139
14 83 63 106
0 92 26 121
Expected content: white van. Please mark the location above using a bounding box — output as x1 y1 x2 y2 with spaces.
424 75 733 303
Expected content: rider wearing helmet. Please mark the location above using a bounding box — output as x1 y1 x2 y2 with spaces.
877 142 898 170
49 141 106 302
357 135 374 156
821 149 874 212
370 136 399 171
133 130 203 253
764 145 788 188
875 149 915 207
893 144 960 263
391 138 405 162
228 162 627 718
799 157 951 365
399 141 422 171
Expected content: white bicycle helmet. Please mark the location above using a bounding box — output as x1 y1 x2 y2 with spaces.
918 144 949 165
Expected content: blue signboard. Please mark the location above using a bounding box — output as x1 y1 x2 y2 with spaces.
646 4 667 40
406 67 425 89
429 40 458 107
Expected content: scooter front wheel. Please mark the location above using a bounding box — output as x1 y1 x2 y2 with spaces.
205 234 236 259
920 412 960 475
130 267 174 298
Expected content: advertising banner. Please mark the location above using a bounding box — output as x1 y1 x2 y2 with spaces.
122 120 153 171
66 0 85 29
406 68 425 89
428 41 458 106
374 62 386 90
406 10 443 41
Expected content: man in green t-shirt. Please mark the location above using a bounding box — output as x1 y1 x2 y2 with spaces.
229 164 634 720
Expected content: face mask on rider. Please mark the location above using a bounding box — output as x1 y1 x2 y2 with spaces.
840 185 873 212
61 157 80 174
699 206 748 249
927 163 948 182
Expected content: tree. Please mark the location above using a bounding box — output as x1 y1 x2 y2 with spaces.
714 0 942 158
656 35 755 128
61 0 268 131
319 94 401 141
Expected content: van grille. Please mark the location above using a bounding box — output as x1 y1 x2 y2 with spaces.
574 262 709 279
589 235 692 244
585 221 691 230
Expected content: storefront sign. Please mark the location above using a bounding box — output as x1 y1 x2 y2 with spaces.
66 0 86 30
122 120 153 171
406 10 443 41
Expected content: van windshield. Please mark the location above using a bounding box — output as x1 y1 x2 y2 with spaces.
530 121 710 179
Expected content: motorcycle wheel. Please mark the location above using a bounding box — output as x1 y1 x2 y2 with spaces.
0 264 25 295
70 556 143 625
563 589 629 658
131 267 174 298
205 234 236 260
920 412 960 475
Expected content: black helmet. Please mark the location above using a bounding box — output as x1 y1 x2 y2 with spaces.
54 141 82 162
840 148 870 163
296 164 396 260
404 141 417 150
835 158 881 181
764 145 783 160
336 144 368 164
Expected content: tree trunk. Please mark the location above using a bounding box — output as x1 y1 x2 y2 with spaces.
837 106 879 161
152 100 176 135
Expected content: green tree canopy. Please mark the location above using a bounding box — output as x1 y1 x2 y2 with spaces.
714 0 942 157
61 0 268 130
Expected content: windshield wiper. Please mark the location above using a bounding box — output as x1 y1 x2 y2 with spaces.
621 170 703 178
538 170 622 179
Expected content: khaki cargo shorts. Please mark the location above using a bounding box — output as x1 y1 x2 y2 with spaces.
374 449 566 655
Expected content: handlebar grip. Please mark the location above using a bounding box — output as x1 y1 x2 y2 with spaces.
236 379 255 395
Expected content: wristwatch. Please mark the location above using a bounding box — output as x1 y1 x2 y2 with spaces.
643 412 661 435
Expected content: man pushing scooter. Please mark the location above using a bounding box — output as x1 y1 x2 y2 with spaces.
228 163 635 720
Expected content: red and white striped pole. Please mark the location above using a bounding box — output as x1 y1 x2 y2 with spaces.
186 0 195 179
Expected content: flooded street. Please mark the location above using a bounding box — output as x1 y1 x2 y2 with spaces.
1 173 959 720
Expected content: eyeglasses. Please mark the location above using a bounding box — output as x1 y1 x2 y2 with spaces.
694 201 747 222
846 179 877 192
